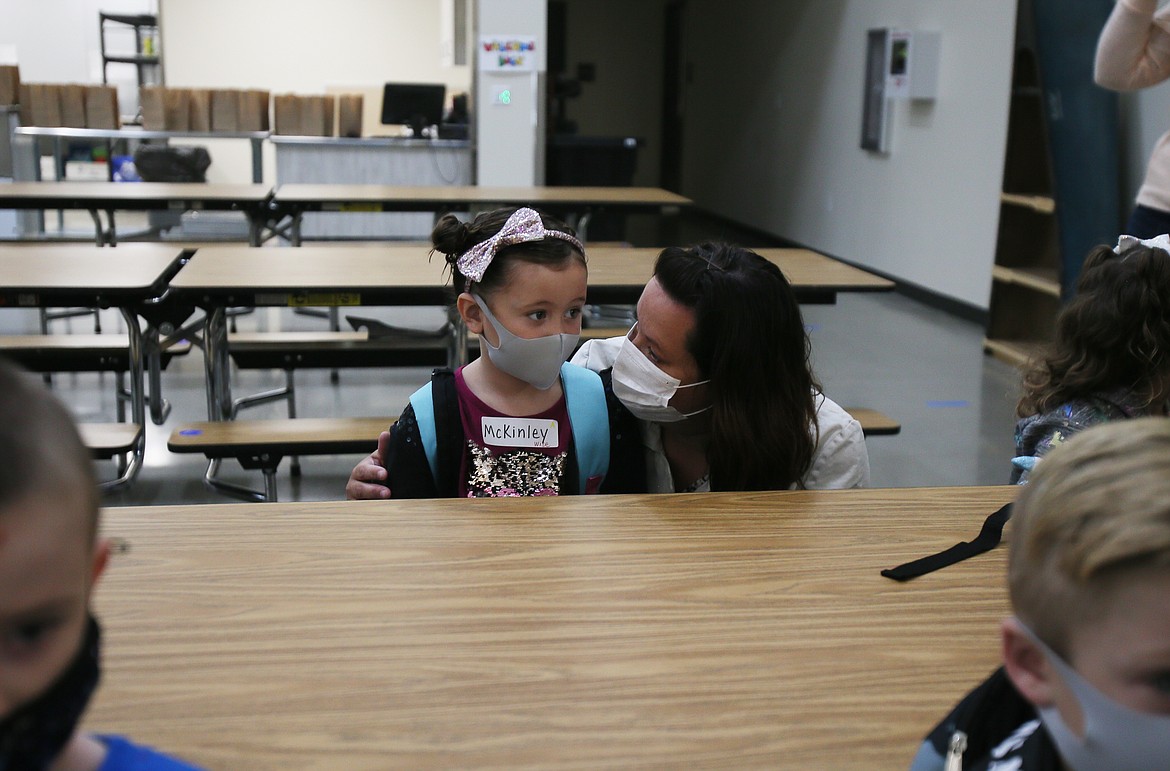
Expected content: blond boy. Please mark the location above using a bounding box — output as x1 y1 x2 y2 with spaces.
0 358 201 770
912 417 1170 770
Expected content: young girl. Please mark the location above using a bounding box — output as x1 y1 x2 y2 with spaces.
1012 235 1170 483
380 206 641 498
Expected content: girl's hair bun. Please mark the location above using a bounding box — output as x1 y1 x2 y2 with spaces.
432 213 471 263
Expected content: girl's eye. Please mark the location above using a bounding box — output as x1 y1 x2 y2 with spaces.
646 346 661 364
527 310 548 321
565 307 582 320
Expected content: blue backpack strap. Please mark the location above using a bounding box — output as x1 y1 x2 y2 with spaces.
560 361 610 493
408 381 440 483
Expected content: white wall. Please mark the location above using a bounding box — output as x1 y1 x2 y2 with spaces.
160 0 472 182
679 0 1016 310
559 0 666 187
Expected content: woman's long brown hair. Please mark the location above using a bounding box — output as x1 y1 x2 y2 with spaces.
654 243 820 490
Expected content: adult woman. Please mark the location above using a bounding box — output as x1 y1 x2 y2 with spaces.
1095 0 1170 237
346 242 869 497
1012 237 1170 483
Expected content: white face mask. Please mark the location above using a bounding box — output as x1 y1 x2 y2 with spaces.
473 294 578 391
611 324 710 423
1019 620 1170 771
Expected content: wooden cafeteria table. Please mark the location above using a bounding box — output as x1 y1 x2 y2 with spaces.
167 245 463 421
0 244 187 488
0 181 274 245
168 243 894 413
87 485 1018 770
585 245 894 304
271 184 694 244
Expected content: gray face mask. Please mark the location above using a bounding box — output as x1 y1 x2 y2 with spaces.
473 294 579 390
1018 619 1170 771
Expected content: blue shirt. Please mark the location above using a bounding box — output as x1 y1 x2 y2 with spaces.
98 736 205 771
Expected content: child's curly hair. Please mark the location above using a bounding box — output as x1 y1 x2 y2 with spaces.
1018 243 1170 417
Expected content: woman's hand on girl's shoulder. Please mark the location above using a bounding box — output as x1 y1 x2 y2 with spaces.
345 431 393 500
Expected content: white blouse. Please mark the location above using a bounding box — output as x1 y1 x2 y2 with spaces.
572 337 871 491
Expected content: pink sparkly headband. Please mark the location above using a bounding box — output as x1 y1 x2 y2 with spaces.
455 207 585 282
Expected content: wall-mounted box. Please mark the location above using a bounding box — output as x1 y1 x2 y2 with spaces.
886 30 941 100
862 29 942 153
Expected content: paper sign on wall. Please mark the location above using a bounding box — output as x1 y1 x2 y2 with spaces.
479 36 537 71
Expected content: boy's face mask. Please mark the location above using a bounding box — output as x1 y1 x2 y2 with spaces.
1020 620 1170 771
473 294 578 391
0 615 100 771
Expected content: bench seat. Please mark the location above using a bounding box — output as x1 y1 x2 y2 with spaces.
846 408 901 436
226 330 450 370
169 416 394 458
169 416 396 502
79 422 143 459
0 334 191 372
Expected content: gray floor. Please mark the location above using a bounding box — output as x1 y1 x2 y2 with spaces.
0 287 1023 507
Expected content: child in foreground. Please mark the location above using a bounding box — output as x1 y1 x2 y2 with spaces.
0 357 202 770
912 417 1170 770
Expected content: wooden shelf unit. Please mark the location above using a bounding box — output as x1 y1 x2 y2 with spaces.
983 0 1121 369
984 18 1061 367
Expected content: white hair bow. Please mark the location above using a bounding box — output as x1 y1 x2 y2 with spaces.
1115 233 1170 255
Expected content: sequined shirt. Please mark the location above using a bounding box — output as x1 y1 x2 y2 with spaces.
1012 388 1165 483
454 368 571 497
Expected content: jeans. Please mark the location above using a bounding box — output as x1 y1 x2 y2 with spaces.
1124 204 1170 239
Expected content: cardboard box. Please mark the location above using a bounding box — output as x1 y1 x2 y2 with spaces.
337 94 363 138
26 84 63 127
18 84 32 125
140 86 166 130
273 93 300 135
300 95 334 137
189 89 212 132
84 85 120 129
0 65 20 106
210 89 239 132
163 88 190 131
238 89 270 132
60 84 87 128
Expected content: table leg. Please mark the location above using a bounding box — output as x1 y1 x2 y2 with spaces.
53 137 65 234
122 309 147 432
143 325 172 424
247 213 262 247
88 209 104 246
203 307 233 421
448 305 469 368
577 210 592 242
250 137 263 184
98 307 147 491
329 306 340 383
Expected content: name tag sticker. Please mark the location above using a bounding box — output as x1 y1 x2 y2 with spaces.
481 417 559 448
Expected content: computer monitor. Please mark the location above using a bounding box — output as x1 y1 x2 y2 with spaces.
380 83 446 137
